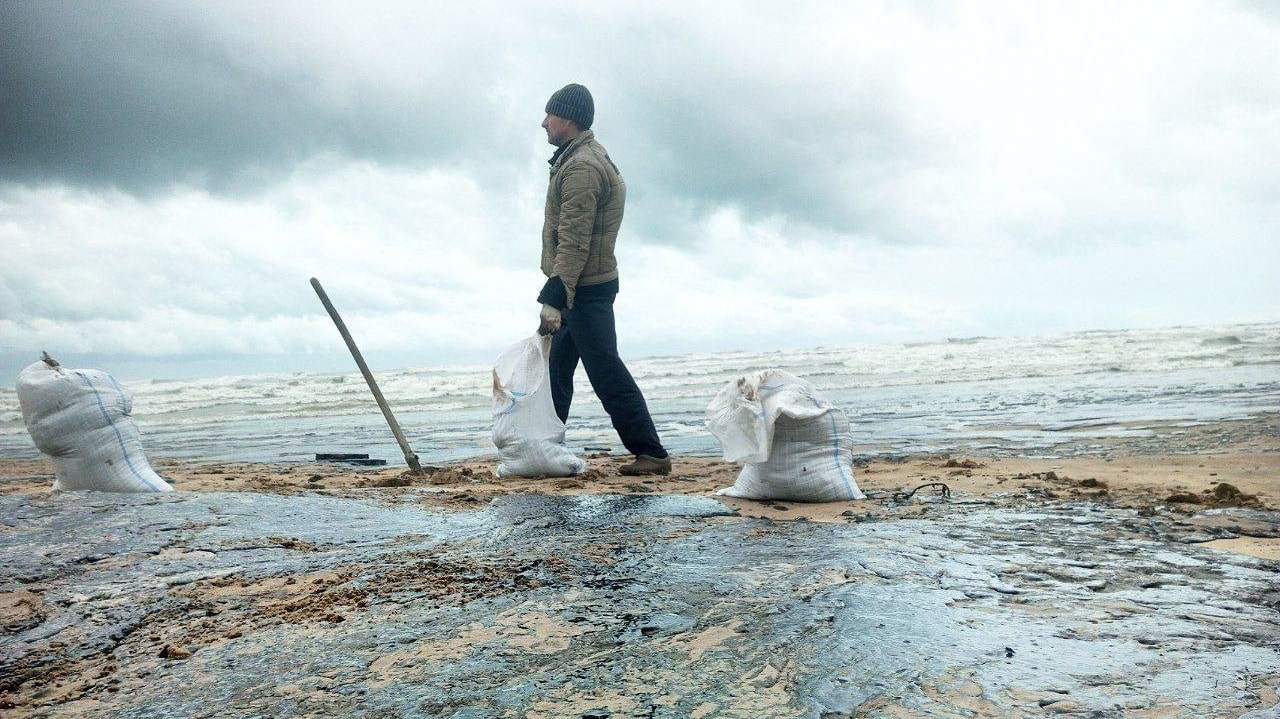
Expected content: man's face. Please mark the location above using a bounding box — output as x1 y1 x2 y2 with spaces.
542 113 576 147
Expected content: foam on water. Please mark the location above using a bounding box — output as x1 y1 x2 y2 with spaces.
2 322 1278 463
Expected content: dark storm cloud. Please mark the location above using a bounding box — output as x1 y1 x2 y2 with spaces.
3 0 1277 250
0 1 522 194
0 0 930 240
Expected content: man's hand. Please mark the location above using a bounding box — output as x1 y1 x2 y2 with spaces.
538 304 562 335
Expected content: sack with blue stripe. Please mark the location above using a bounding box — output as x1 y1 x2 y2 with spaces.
707 370 864 502
17 355 173 493
491 335 584 478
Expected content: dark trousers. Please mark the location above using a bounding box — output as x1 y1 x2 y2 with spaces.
549 280 667 458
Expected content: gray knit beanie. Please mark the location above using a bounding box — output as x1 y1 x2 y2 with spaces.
545 83 594 130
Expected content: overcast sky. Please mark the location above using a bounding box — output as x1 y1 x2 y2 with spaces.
2 0 1278 379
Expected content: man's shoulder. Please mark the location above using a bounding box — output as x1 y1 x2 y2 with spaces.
570 137 620 177
559 144 612 178
566 136 606 160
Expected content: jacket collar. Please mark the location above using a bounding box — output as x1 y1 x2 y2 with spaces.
548 129 594 170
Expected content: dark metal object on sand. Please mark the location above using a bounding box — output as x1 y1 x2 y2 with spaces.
315 454 387 466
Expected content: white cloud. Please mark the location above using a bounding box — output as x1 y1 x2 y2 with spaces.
0 163 545 360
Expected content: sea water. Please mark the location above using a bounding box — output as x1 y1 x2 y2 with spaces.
1 322 1277 464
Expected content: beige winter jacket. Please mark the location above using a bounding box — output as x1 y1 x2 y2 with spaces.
541 130 624 308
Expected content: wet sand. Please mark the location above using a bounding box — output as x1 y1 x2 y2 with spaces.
3 441 1277 551
4 437 1279 508
1 417 1278 717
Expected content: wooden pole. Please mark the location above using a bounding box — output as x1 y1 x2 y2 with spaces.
310 277 422 472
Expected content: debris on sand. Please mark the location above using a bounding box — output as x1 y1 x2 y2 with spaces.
430 467 495 485
1166 483 1259 507
1210 482 1258 505
1014 471 1060 482
267 537 319 552
159 644 191 660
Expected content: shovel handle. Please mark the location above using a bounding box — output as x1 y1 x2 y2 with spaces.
310 277 422 472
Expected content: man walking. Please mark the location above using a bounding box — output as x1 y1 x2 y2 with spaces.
535 83 671 476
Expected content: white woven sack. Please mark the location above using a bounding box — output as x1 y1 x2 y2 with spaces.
492 335 585 478
706 370 864 502
17 361 173 493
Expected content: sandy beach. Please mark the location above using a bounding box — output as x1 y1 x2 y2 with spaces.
3 417 1277 551
6 449 1279 552
1 415 1278 717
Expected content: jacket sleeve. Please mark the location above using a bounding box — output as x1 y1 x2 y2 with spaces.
551 162 602 306
536 275 568 310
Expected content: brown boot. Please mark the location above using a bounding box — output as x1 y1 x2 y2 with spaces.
619 454 672 476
